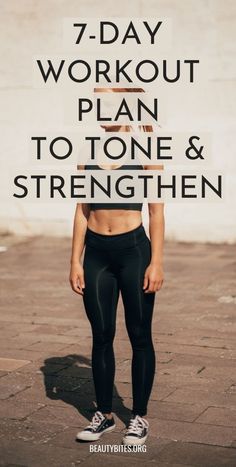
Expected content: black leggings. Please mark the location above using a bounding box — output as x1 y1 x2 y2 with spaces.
82 223 156 417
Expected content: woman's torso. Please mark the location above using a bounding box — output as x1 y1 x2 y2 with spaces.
82 163 144 235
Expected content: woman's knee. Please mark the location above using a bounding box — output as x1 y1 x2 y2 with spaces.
128 325 152 350
92 327 116 349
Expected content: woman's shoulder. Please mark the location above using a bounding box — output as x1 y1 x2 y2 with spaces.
77 164 85 170
143 164 164 170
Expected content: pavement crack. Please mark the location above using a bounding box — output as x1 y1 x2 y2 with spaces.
197 365 206 374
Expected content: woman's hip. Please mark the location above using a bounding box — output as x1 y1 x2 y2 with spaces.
84 222 149 251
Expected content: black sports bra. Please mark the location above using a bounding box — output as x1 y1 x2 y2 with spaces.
84 163 144 211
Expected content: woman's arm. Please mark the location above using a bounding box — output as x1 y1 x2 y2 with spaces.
143 164 165 293
70 202 90 264
69 164 90 295
69 202 90 295
148 201 165 267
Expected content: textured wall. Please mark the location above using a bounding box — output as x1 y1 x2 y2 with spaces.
0 0 235 242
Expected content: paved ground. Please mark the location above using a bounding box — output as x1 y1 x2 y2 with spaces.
0 233 236 467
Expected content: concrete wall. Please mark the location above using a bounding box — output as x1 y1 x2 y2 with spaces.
0 0 235 242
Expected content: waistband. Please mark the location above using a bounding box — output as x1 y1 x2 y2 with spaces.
85 223 148 250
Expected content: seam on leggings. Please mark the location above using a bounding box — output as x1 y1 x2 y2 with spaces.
96 265 108 330
136 243 143 319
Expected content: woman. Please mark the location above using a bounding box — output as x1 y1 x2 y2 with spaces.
69 87 164 446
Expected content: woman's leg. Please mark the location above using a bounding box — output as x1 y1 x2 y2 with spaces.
118 238 156 417
82 245 120 414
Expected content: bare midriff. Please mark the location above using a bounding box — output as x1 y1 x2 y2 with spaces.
87 209 142 235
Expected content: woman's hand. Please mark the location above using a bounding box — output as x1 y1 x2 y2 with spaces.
143 263 164 293
69 262 85 295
